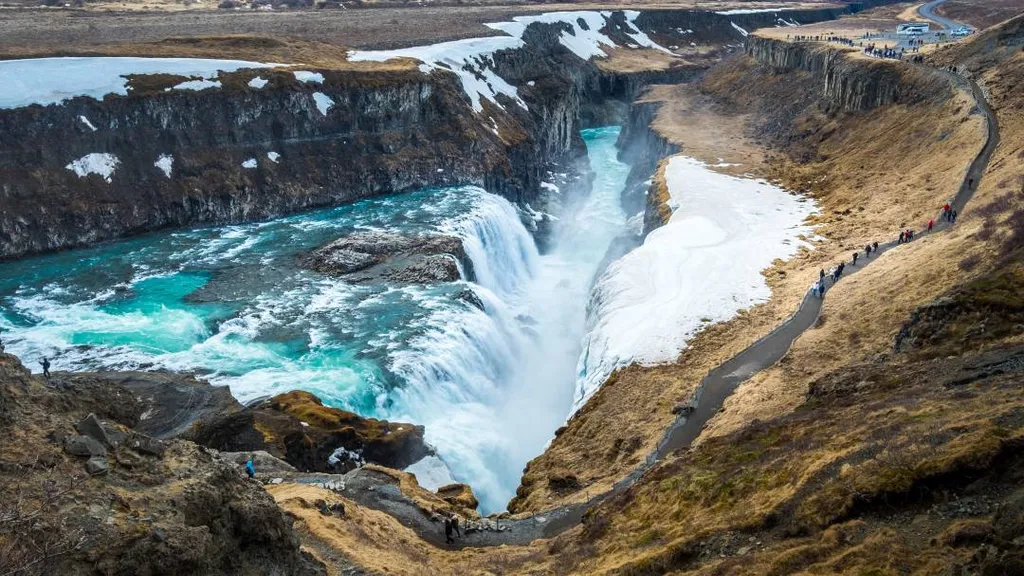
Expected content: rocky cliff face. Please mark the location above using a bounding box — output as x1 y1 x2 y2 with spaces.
745 35 952 112
0 68 524 259
616 99 680 226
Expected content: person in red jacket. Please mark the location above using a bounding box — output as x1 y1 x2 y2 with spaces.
928 219 934 232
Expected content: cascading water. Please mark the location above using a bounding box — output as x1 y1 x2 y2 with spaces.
0 126 631 513
388 126 631 511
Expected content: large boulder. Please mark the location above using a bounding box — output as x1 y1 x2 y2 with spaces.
66 371 243 439
299 230 473 284
188 390 430 474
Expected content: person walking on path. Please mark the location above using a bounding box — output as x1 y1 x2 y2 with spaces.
444 516 455 545
928 219 934 232
852 252 858 265
819 268 826 282
873 241 879 252
245 456 256 479
952 210 958 224
40 357 50 378
865 244 872 258
898 231 905 244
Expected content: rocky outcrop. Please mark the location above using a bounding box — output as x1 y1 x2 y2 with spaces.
300 230 471 284
0 354 324 576
53 367 431 474
188 390 430 474
60 370 241 439
436 483 480 511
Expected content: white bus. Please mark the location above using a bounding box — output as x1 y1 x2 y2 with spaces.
897 22 931 35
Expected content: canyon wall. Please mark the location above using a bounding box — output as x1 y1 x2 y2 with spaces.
745 35 953 112
0 8 857 259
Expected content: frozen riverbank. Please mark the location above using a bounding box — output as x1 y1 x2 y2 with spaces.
573 155 817 411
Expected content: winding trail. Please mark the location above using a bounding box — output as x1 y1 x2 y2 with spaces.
289 37 999 550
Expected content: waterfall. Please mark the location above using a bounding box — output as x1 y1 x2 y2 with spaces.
386 187 542 512
387 128 630 514
442 190 540 298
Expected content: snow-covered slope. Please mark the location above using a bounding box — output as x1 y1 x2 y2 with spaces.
349 10 670 113
572 156 817 411
0 57 276 109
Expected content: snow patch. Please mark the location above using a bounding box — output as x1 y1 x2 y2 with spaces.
154 154 173 178
241 158 257 169
328 446 364 468
247 76 269 89
65 153 120 183
0 57 277 109
540 181 560 194
78 115 97 131
730 22 750 37
349 11 668 114
572 155 817 412
293 71 325 84
266 151 280 163
168 79 221 91
312 92 334 116
404 455 457 491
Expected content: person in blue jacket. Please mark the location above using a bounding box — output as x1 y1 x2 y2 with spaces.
245 456 256 479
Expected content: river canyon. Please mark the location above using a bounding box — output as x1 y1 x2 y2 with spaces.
5 2 1020 574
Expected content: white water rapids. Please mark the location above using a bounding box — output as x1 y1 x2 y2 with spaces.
386 126 630 511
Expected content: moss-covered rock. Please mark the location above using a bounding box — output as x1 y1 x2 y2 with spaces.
190 390 430 473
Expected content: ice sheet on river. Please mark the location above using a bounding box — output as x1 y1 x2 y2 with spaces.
573 156 817 412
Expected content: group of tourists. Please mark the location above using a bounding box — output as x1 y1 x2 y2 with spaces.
864 43 905 60
789 34 825 42
942 203 959 224
808 236 885 298
825 35 857 47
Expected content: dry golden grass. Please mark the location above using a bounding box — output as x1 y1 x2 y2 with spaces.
641 83 766 175
595 47 690 74
554 355 1024 575
83 0 221 11
937 0 1024 30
